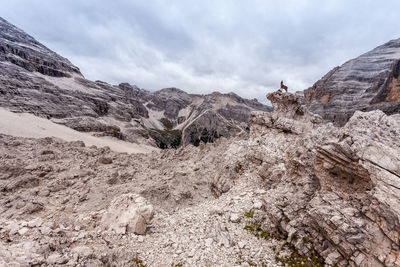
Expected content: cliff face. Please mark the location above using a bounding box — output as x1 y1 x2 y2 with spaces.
303 38 400 126
0 17 270 148
249 91 400 266
0 17 81 77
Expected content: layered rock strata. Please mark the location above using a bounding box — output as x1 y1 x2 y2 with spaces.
249 91 400 266
303 38 400 126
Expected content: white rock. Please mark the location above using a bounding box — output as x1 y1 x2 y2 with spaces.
100 193 154 235
71 246 93 258
205 238 213 247
18 227 29 235
27 218 43 228
229 213 241 223
47 253 67 264
253 200 263 210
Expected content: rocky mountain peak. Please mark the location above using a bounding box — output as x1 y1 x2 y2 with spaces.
303 37 400 126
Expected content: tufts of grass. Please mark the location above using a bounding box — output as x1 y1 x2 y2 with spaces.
275 242 325 267
132 257 146 267
243 220 325 266
244 208 255 218
244 223 272 240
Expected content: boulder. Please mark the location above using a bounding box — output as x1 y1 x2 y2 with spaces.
100 193 154 235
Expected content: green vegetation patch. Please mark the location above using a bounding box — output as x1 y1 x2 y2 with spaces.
243 221 325 266
190 128 221 146
244 223 272 240
275 242 325 267
160 118 174 130
244 208 255 218
132 257 146 267
148 128 182 149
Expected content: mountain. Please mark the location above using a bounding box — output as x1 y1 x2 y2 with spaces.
303 38 400 126
0 17 270 148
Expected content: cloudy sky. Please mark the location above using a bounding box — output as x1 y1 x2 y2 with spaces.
2 0 400 102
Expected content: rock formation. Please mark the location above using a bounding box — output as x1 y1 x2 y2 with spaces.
249 91 400 266
303 38 400 126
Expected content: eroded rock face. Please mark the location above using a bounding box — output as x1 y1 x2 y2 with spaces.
303 38 400 126
0 17 81 77
250 91 400 266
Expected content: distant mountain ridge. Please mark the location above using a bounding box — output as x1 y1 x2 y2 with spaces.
303 38 400 125
0 17 270 148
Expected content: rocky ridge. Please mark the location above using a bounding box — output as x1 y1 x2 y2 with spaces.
0 17 269 149
303 38 400 126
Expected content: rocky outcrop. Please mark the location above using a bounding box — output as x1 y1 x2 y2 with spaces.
303 38 400 126
249 91 400 266
0 17 81 77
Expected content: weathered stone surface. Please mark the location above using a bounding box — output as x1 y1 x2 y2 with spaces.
302 38 400 126
100 193 154 235
250 91 400 266
0 17 81 77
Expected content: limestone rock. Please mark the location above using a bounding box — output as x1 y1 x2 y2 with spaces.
250 92 400 266
302 38 400 126
100 193 154 235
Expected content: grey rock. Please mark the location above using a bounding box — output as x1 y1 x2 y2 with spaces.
250 91 400 266
302 38 400 126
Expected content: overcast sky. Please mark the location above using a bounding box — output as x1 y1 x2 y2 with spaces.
2 0 400 102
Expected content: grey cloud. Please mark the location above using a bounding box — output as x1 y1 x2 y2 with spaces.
1 0 400 102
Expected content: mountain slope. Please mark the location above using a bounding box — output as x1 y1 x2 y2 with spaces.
303 38 400 126
0 17 270 148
